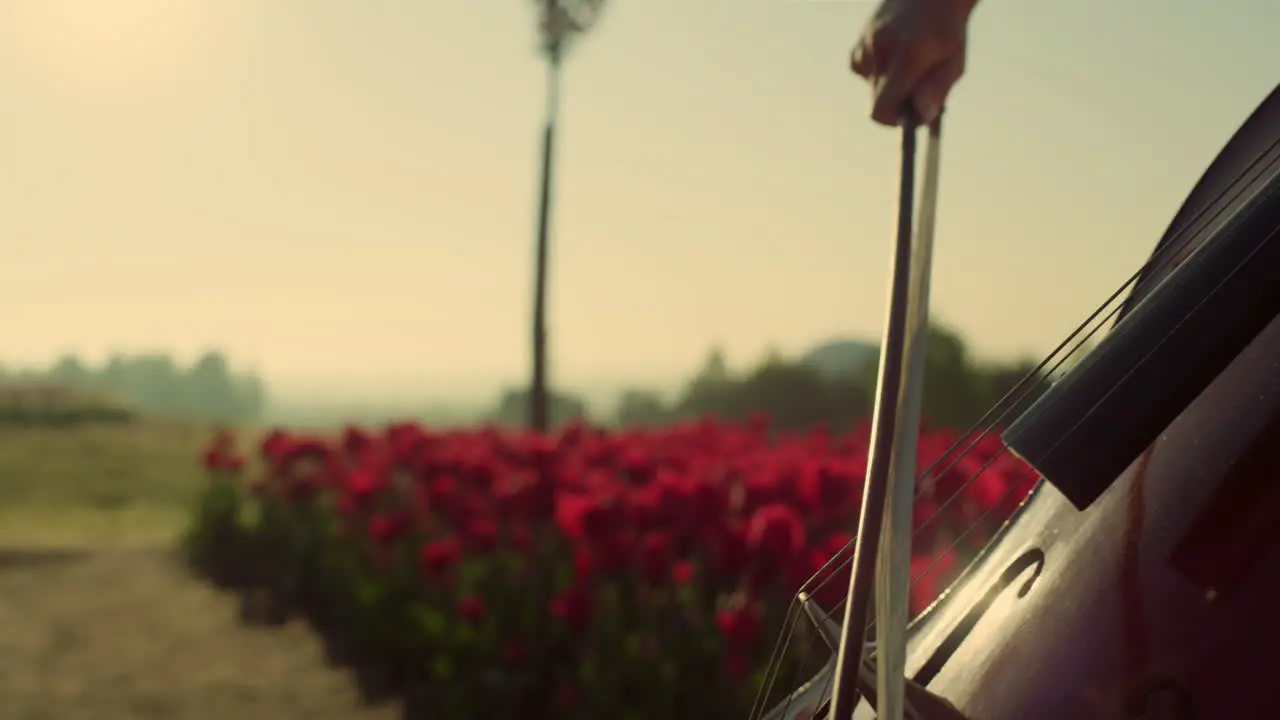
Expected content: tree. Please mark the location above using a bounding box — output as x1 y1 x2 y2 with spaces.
674 348 871 432
1 350 266 423
188 351 238 422
614 390 670 428
494 387 591 429
666 325 1043 435
851 324 993 429
737 355 868 433
675 347 741 420
49 354 91 387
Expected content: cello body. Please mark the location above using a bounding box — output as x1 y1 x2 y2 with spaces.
871 83 1280 719
764 83 1280 719
888 320 1278 719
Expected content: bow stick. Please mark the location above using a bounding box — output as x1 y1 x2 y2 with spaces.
829 106 943 720
875 112 943 720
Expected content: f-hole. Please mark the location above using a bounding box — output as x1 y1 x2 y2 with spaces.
913 548 1046 687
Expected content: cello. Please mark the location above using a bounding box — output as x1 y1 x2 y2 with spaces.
752 81 1280 719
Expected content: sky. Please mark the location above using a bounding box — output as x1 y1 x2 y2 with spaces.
0 0 1276 402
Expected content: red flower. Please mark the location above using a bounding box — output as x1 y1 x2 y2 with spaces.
572 550 596 582
428 474 459 509
508 524 534 553
549 584 593 631
709 522 751 583
227 416 1039 710
797 458 860 514
746 503 807 563
200 431 244 473
461 518 498 553
671 560 696 585
555 492 624 546
501 640 527 666
259 428 291 458
368 512 411 545
284 477 319 505
201 448 223 472
345 470 381 504
342 425 374 457
715 604 761 647
637 532 673 585
419 538 462 581
457 595 485 623
716 603 762 678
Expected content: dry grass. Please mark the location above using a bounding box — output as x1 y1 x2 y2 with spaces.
0 550 400 720
0 420 208 548
0 421 400 720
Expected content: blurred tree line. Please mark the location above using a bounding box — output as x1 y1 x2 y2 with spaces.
608 324 1046 433
0 351 265 424
489 387 592 429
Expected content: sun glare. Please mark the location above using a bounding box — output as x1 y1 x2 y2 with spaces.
10 0 223 99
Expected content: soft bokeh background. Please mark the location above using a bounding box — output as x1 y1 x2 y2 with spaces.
0 3 1275 717
1 0 1276 405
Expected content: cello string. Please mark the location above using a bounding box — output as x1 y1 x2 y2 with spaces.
1008 220 1280 515
796 294 1115 600
754 307 1093 717
806 144 1280 677
800 134 1280 602
906 133 1280 503
754 154 1272 720
903 139 1279 508
751 133 1280 719
815 462 1035 652
759 276 1125 718
751 593 812 718
816 217 1273 640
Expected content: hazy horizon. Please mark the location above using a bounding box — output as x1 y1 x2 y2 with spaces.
3 1 1276 403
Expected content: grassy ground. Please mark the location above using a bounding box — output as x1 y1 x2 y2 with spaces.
0 421 398 720
0 421 206 548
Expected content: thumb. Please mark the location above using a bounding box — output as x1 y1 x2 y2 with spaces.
850 37 874 78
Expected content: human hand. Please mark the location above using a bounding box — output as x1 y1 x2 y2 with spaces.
850 0 978 126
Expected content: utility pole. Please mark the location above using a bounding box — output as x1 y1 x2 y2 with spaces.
528 0 605 433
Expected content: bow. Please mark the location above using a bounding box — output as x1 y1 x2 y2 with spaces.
828 106 943 720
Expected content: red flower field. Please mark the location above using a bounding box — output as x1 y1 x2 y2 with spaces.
190 417 1039 719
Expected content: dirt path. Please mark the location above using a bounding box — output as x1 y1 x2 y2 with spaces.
0 549 401 720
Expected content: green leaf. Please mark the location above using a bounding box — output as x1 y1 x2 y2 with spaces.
410 602 448 638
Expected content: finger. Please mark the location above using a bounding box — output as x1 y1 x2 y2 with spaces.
853 24 894 79
870 44 933 126
910 53 965 125
851 39 873 78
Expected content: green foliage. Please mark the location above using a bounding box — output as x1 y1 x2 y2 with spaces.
489 387 591 428
0 350 265 424
0 384 136 427
182 476 250 585
673 348 870 433
613 389 669 428
613 326 1047 431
